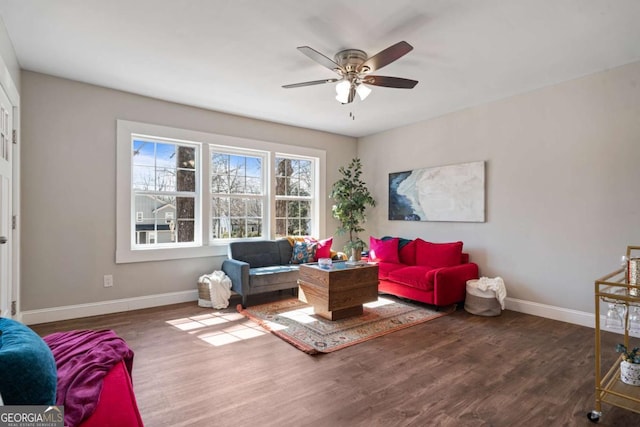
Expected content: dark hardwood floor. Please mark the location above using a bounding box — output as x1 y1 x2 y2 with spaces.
30 294 640 427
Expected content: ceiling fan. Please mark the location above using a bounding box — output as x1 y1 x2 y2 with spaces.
283 41 418 104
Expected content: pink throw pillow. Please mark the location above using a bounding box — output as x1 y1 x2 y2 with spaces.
315 237 333 260
415 239 463 269
369 237 400 264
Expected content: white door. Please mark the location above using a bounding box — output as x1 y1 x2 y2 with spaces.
0 85 13 318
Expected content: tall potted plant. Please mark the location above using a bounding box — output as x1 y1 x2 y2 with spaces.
329 158 376 261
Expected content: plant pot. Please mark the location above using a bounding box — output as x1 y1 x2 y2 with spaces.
350 248 362 262
620 360 640 386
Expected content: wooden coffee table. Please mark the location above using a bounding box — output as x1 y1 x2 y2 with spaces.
298 262 379 320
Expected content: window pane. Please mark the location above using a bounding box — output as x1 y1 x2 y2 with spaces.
230 198 245 217
246 219 262 237
211 174 230 193
211 197 229 217
156 143 176 168
230 219 246 238
157 167 176 191
300 219 311 235
246 199 262 217
133 165 156 191
177 220 194 242
212 218 231 239
299 200 311 218
211 153 229 174
246 157 261 178
275 176 286 196
230 155 246 177
275 200 286 219
178 146 195 169
286 200 299 217
134 195 157 224
246 177 261 194
176 197 195 220
177 169 195 192
287 219 301 236
276 219 286 238
132 140 155 166
286 178 298 196
230 175 246 194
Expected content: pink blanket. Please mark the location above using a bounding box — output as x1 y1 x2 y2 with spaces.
44 330 134 427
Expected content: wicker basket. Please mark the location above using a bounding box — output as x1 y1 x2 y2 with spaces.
197 281 213 308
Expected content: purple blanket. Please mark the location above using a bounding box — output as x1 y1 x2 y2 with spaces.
43 330 134 427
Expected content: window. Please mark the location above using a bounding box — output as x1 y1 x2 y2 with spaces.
210 150 266 239
132 138 198 247
275 156 313 238
116 120 326 263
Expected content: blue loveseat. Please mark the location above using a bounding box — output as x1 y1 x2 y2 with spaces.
222 239 302 307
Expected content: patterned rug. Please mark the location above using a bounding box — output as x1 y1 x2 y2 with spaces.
237 296 453 354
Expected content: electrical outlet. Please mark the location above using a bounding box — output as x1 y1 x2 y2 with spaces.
103 274 113 288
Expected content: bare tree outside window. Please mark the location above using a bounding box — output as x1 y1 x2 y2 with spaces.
275 157 313 238
211 152 264 239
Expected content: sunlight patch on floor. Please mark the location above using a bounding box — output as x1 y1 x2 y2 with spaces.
279 306 316 324
166 311 267 347
364 296 394 308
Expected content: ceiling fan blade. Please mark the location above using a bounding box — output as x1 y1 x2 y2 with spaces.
359 41 413 73
282 78 339 89
364 75 418 89
297 46 343 72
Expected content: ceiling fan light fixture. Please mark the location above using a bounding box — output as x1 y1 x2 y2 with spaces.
335 80 351 103
356 83 371 101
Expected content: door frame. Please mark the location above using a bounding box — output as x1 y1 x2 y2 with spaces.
0 52 20 319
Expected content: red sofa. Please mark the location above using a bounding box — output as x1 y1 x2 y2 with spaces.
368 236 479 307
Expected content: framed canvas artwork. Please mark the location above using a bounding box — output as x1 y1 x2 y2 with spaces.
389 161 485 222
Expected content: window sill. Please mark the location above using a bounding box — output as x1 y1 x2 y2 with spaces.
115 244 228 264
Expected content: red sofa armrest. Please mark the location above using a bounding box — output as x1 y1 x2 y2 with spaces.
433 263 479 306
80 360 144 427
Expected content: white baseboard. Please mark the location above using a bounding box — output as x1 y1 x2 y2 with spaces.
17 292 636 338
505 297 595 327
20 290 198 325
505 296 637 337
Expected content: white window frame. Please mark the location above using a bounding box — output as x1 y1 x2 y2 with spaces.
116 120 326 263
274 153 316 238
130 135 201 250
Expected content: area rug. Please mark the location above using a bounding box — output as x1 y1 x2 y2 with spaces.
237 296 453 354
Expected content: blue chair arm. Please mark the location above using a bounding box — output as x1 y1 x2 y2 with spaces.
222 259 250 295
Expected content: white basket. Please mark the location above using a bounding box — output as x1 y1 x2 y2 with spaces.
197 281 213 308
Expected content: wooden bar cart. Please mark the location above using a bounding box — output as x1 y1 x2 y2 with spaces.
588 246 640 422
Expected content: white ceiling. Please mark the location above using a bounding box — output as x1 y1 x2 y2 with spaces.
1 0 639 138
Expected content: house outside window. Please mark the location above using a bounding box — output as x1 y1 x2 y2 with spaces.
116 120 326 263
132 138 198 248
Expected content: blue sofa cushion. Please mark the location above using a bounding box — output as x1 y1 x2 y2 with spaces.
0 318 57 405
250 265 300 288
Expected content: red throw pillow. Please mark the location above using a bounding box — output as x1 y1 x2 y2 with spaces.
315 237 333 260
415 239 463 268
369 237 400 263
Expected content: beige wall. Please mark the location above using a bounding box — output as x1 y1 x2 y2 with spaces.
19 60 640 315
358 60 640 313
20 71 356 311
